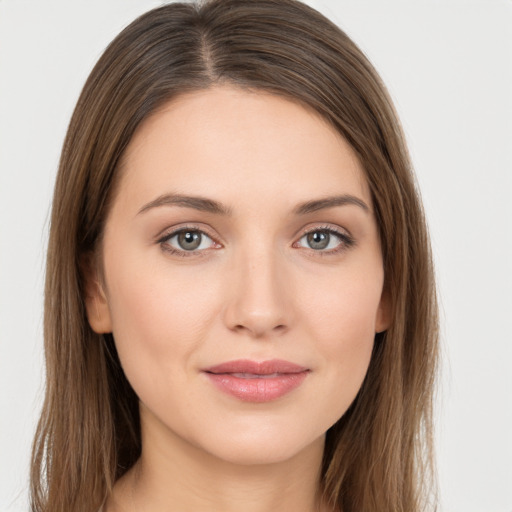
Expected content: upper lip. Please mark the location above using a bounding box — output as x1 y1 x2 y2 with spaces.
203 359 309 375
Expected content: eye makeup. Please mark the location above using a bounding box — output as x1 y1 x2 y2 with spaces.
156 224 222 258
293 224 355 256
155 222 356 259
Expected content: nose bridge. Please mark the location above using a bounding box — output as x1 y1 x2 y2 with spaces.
224 239 291 337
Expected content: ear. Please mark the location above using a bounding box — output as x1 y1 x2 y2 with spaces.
81 255 112 334
375 287 392 334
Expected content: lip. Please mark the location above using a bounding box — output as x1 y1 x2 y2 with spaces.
202 359 309 402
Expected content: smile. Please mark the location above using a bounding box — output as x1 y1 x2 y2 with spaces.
203 359 310 402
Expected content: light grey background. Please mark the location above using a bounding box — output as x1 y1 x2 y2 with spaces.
1 1 511 511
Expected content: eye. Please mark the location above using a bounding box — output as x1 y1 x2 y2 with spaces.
159 228 219 255
295 227 354 253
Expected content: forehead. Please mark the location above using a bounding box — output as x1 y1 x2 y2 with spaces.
115 86 370 213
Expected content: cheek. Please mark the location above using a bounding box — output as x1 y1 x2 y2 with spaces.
298 265 382 408
300 263 383 345
103 252 221 382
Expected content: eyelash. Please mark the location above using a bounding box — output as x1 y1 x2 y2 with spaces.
156 224 355 258
157 225 219 258
294 225 355 256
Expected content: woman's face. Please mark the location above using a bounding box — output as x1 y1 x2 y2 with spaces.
87 86 389 465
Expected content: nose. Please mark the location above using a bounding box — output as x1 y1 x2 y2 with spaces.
222 248 292 339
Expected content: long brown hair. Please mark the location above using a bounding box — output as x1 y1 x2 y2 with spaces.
31 1 438 511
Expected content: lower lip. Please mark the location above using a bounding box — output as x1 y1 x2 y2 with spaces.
205 372 309 402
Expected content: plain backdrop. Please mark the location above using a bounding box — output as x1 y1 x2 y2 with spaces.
0 1 511 511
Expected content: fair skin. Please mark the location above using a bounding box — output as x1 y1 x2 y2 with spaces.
86 86 389 512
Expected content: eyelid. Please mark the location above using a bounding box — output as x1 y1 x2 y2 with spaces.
154 222 355 258
299 223 352 238
293 224 355 254
156 224 223 257
155 222 220 242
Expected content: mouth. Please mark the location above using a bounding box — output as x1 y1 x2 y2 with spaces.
202 359 310 402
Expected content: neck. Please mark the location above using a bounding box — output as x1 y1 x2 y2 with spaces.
109 407 330 512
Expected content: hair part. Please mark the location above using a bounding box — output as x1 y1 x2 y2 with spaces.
31 1 438 511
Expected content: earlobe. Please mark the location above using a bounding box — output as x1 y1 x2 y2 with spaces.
82 256 113 334
375 288 392 334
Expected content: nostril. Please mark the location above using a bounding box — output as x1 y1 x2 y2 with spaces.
232 322 287 337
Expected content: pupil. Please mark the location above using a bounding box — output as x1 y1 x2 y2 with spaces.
178 231 201 250
307 231 329 250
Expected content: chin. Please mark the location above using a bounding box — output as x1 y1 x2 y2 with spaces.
189 424 327 467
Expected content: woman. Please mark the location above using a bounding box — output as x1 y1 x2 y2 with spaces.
30 1 438 511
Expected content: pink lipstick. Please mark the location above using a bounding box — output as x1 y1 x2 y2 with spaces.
203 359 309 402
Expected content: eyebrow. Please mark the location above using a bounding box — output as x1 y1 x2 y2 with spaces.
137 193 232 216
137 192 370 217
293 195 370 215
